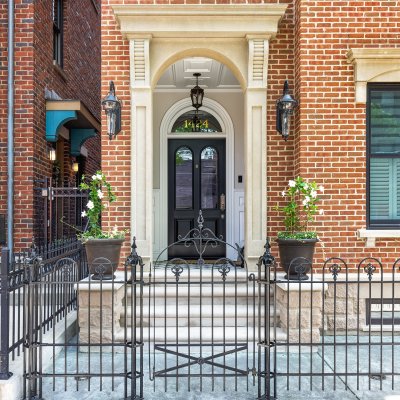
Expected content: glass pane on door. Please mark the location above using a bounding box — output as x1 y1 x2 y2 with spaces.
201 146 218 209
175 147 193 209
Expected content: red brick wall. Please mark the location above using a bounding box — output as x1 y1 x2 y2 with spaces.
266 1 296 256
101 0 132 253
1 0 35 249
0 0 101 250
101 0 295 257
292 0 400 270
101 1 400 269
0 1 10 242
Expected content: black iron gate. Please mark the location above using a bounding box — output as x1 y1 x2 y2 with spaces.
34 178 88 245
148 211 261 397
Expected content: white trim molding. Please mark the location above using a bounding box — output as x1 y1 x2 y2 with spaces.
347 48 400 103
113 4 286 39
111 4 287 264
357 228 400 248
158 97 236 259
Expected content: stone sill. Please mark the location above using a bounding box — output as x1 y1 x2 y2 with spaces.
361 325 400 332
76 271 127 291
278 272 399 282
53 60 67 81
357 228 400 247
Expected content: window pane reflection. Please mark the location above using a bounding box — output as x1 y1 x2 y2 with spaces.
201 147 218 209
175 147 193 209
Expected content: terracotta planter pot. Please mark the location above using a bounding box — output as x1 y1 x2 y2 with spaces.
276 238 319 281
84 238 124 280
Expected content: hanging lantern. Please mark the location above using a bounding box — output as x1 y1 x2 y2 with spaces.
190 73 204 110
276 80 298 141
102 81 122 140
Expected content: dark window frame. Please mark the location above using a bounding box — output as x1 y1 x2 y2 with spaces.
367 83 400 229
53 0 64 68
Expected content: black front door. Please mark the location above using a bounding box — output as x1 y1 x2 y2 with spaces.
168 139 226 259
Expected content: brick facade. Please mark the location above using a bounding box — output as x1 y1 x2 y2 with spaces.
98 1 399 268
1 0 101 250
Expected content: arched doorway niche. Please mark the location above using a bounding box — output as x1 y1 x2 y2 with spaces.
154 89 240 259
112 4 288 266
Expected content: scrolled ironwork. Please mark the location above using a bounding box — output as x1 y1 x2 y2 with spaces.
364 263 376 280
171 265 184 282
54 257 77 280
329 263 342 280
174 210 225 260
358 257 382 281
217 263 231 281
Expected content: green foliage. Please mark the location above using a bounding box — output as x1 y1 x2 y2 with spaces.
275 176 324 239
277 231 318 240
78 171 127 241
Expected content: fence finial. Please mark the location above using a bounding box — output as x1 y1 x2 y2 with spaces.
260 237 275 267
125 236 143 269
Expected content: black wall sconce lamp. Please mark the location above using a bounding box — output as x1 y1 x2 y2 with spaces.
102 81 122 140
276 80 298 141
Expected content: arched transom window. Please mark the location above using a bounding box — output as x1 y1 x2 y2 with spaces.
171 110 222 133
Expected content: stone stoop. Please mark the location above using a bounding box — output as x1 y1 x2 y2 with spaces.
118 267 285 344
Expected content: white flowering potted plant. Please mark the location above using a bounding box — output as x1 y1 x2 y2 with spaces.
79 171 126 280
275 176 324 280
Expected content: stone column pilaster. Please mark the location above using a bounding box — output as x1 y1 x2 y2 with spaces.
129 36 153 265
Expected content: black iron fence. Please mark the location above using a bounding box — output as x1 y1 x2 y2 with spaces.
34 178 88 246
1 231 400 399
0 239 86 381
0 238 144 399
258 247 400 399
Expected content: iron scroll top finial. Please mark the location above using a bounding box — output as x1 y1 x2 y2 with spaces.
197 210 204 230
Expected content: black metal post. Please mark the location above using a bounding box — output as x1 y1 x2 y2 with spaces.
257 239 275 399
0 248 12 379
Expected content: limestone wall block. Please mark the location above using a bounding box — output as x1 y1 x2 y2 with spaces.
326 315 359 331
326 283 357 299
287 328 320 343
323 298 354 315
79 308 121 328
280 307 322 329
275 289 322 308
79 328 114 344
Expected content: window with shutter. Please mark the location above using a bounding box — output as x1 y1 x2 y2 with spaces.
368 85 400 228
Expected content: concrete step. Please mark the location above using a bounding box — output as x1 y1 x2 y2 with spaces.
114 326 287 343
121 305 280 327
126 284 265 303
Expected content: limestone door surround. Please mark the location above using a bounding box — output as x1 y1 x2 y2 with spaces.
112 4 288 265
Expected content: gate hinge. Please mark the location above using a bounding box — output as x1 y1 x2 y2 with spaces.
24 371 41 380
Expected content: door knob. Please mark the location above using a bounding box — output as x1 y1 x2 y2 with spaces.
220 193 226 212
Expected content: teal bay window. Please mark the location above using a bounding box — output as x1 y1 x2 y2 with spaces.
368 84 400 228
